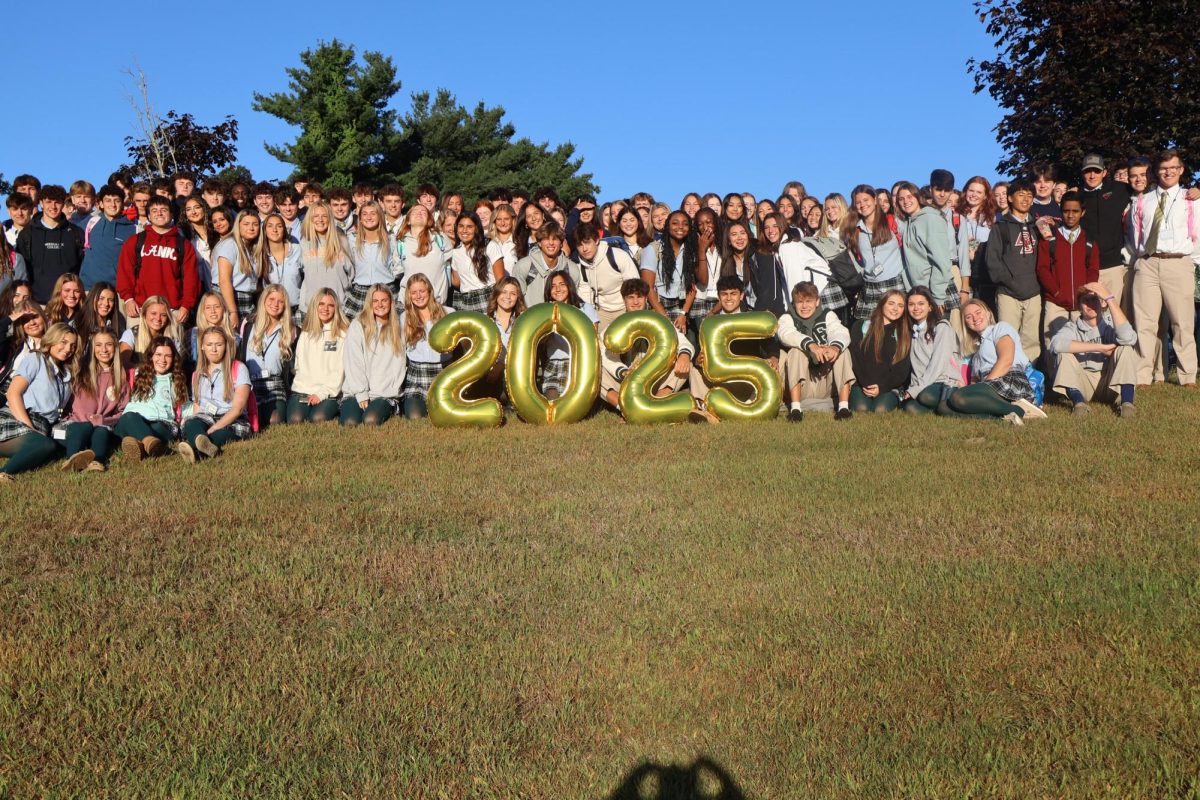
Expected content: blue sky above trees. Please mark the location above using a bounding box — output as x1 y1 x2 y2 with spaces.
2 1 1005 203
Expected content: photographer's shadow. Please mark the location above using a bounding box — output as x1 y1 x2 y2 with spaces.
606 757 746 800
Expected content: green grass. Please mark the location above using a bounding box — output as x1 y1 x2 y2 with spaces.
2 388 1199 798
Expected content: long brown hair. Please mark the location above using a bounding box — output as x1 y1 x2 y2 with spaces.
845 185 895 259
73 330 125 399
131 336 188 403
862 289 911 364
956 176 998 225
44 272 83 325
397 205 434 258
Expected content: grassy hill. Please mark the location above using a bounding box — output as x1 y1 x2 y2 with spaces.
2 389 1198 798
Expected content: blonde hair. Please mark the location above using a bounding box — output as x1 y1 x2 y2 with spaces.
401 274 448 348
353 200 387 256
300 202 350 267
249 284 295 362
194 327 235 403
822 193 850 239
45 272 83 325
357 284 403 355
486 202 516 240
962 299 997 341
40 322 81 377
134 296 185 356
73 329 124 399
301 288 348 339
196 290 236 341
231 211 269 281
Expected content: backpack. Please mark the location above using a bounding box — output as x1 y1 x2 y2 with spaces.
133 229 186 282
800 238 865 293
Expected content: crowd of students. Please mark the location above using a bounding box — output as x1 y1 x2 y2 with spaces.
0 150 1197 477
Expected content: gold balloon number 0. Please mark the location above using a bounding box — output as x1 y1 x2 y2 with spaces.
699 312 781 421
427 311 504 428
505 303 600 424
602 311 696 424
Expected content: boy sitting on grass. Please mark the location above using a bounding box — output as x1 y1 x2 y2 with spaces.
1048 281 1138 417
776 281 851 421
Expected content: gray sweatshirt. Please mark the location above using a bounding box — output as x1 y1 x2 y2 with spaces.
908 319 962 396
1048 315 1136 371
341 318 407 402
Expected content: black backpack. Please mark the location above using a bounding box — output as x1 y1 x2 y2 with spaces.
800 240 865 293
133 229 186 282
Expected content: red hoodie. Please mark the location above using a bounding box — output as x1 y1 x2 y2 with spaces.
1036 228 1099 311
116 226 199 311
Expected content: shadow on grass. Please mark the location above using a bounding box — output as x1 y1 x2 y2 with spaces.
607 757 747 799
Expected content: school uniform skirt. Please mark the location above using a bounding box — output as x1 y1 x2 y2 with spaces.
660 296 684 318
854 275 908 319
540 358 570 396
819 282 850 312
0 410 51 443
455 286 491 314
401 360 443 401
688 297 717 330
190 413 253 440
252 374 288 409
235 291 258 322
981 367 1034 403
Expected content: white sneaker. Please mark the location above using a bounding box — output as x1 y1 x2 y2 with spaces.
1014 398 1047 419
1003 412 1025 427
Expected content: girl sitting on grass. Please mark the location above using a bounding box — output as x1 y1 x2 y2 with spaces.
61 330 129 472
287 289 348 424
180 328 253 463
340 284 406 427
115 337 188 464
0 323 78 482
400 274 453 419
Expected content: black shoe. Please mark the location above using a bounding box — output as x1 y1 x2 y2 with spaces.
787 408 803 422
835 407 853 421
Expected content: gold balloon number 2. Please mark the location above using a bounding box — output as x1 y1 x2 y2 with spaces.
602 311 696 424
427 311 504 428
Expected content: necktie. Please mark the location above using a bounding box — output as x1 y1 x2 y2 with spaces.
1144 192 1169 255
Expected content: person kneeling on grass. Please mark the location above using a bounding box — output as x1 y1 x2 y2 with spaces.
903 286 964 416
0 323 78 482
839 289 910 419
1048 282 1138 417
601 278 694 412
287 289 348 424
687 275 778 423
948 298 1045 424
340 284 406 427
60 330 129 472
116 336 188 463
776 280 851 422
541 272 598 401
181 328 253 463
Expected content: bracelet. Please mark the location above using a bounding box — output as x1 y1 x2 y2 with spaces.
1104 295 1115 302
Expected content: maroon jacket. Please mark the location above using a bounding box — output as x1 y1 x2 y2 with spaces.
1036 228 1099 311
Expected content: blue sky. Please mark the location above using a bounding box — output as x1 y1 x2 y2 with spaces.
1 1 1006 206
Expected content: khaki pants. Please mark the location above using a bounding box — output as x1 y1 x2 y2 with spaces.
782 347 852 401
1098 264 1131 315
1053 344 1138 402
689 365 759 405
596 306 623 337
996 293 1043 363
1043 300 1079 341
1132 256 1196 385
948 264 974 356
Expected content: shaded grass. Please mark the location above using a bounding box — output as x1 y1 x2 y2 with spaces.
1 387 1198 798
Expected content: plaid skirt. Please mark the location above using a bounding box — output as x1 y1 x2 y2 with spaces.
252 375 288 407
190 413 252 440
0 409 51 443
402 359 443 401
819 281 850 312
982 368 1034 402
540 357 570 396
853 274 908 319
688 296 716 328
455 286 492 314
942 280 963 311
660 296 684 318
235 291 258 322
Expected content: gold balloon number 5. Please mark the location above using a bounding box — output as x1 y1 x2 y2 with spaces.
603 311 696 424
505 303 600 424
699 311 781 421
426 311 504 428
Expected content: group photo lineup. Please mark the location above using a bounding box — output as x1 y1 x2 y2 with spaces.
3 1 1197 797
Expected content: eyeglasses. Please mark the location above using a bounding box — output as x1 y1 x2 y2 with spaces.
1158 166 1183 174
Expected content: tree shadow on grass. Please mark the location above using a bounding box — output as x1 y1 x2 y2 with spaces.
607 757 747 800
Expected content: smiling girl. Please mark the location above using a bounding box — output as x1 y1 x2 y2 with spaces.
61 330 129 471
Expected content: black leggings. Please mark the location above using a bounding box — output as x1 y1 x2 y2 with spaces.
286 393 339 424
0 432 61 475
944 383 1024 419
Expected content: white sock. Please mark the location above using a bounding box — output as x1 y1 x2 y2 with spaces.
790 402 803 412
837 401 849 411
